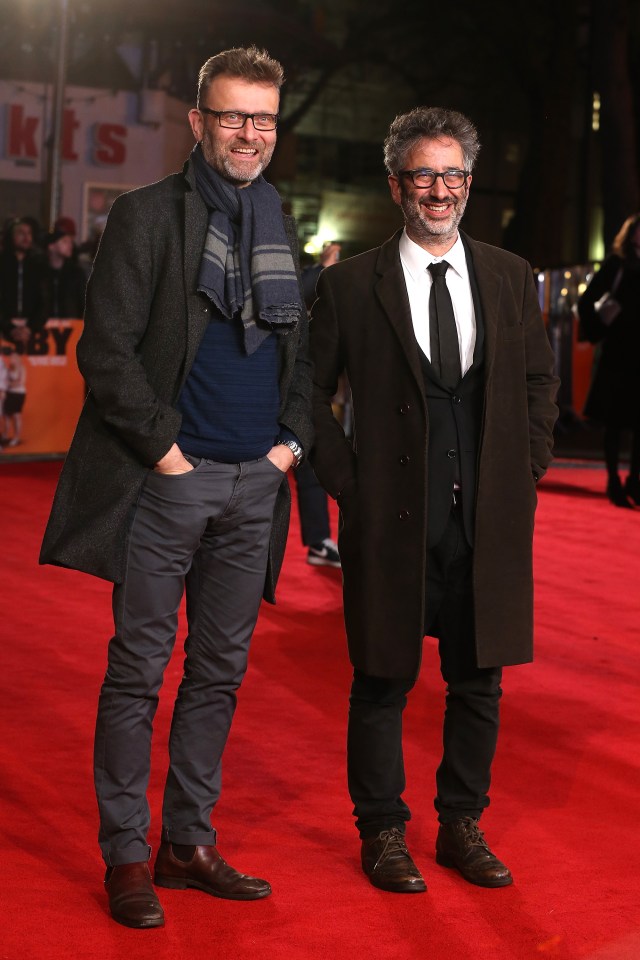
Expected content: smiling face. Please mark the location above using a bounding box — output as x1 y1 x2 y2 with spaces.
388 136 471 253
188 75 279 187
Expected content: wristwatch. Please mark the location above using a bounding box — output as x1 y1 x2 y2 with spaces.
277 439 304 468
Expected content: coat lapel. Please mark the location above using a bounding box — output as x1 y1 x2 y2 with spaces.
460 230 503 379
182 160 210 380
373 231 424 393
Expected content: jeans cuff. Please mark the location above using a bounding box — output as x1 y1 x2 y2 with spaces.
162 827 217 846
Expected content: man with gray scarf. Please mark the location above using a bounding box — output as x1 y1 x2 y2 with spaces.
40 47 312 929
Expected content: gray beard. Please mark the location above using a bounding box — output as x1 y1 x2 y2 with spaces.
203 139 274 185
222 156 266 182
402 190 468 246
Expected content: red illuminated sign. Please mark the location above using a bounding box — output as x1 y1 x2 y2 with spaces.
5 104 128 165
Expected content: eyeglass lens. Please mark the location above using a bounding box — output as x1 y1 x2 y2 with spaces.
204 109 277 130
406 170 466 188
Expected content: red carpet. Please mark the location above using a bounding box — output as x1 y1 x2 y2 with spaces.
1 460 640 959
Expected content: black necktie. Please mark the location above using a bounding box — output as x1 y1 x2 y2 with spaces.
428 260 461 388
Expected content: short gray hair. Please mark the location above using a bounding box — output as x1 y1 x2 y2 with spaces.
383 107 481 175
197 46 284 107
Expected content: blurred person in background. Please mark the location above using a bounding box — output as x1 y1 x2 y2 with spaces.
0 350 8 443
44 227 87 319
578 213 640 508
301 241 341 307
295 241 343 568
0 217 46 347
1 348 27 447
54 215 78 245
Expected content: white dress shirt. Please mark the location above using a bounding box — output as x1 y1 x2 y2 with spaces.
398 230 476 376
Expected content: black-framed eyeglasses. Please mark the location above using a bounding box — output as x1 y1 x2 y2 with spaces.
199 107 279 131
398 168 469 189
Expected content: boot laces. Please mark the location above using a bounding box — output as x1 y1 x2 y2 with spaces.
375 828 409 867
458 817 490 850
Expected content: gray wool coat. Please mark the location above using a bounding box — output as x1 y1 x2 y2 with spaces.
310 230 559 678
40 159 313 602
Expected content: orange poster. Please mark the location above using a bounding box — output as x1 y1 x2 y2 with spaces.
1 319 85 458
572 326 596 416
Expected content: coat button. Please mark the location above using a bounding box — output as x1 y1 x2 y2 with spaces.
399 509 410 520
398 403 411 414
399 454 410 465
447 449 457 459
452 394 461 404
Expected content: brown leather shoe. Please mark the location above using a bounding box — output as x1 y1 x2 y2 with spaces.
154 841 271 900
436 818 513 887
361 827 427 893
105 862 165 928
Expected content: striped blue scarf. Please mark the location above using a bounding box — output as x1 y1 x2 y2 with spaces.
192 144 302 354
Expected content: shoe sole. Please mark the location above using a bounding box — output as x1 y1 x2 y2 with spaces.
364 866 426 894
367 875 427 893
110 912 165 929
306 556 341 568
154 874 271 900
435 853 513 887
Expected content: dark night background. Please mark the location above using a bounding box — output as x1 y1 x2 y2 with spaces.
2 0 640 266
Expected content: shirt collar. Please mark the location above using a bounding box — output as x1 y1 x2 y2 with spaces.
399 229 466 280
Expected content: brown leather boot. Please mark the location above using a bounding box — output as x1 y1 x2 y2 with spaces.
436 818 512 887
361 827 426 893
154 841 271 900
105 862 164 928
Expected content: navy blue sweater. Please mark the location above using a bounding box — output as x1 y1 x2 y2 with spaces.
176 307 283 462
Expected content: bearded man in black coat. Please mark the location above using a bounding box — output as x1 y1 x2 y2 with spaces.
310 107 558 894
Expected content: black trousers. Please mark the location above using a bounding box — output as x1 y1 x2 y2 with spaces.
347 501 503 838
294 459 331 546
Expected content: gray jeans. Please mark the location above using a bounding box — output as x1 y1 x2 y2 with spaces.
94 455 284 866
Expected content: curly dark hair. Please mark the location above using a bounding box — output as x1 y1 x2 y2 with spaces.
383 107 480 175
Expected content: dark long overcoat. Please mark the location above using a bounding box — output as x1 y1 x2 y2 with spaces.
40 159 312 601
310 230 559 678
